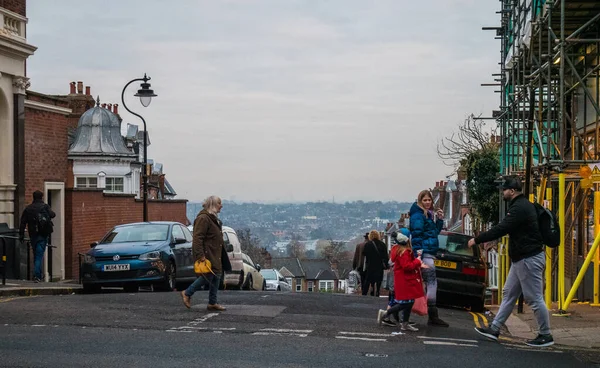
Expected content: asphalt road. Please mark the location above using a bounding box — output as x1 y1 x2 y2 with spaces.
0 289 597 367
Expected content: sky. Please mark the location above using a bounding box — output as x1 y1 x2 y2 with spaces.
26 0 500 203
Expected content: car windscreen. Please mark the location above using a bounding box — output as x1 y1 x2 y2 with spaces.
437 233 476 257
260 270 277 280
100 224 170 244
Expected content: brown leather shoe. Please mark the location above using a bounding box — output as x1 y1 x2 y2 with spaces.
181 291 191 309
207 304 226 311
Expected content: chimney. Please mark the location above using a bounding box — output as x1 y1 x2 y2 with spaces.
69 82 76 94
77 81 83 94
113 104 119 114
85 86 91 96
101 103 106 109
107 103 112 112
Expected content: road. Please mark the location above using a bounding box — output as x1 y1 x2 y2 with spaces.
0 289 597 367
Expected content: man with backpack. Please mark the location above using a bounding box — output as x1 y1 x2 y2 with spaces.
19 190 56 282
468 176 554 347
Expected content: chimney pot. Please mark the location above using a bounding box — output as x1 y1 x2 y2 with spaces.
77 81 83 94
70 82 76 94
113 104 119 114
101 103 106 109
108 103 112 111
85 86 90 96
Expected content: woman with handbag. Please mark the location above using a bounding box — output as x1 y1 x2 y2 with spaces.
409 189 449 327
181 195 231 311
361 230 389 297
377 229 426 332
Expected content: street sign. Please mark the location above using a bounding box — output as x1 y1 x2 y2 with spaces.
587 163 600 183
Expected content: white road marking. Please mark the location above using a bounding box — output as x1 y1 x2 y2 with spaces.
172 326 236 331
261 295 269 298
417 336 478 344
253 332 308 337
335 336 387 342
339 331 392 338
422 341 478 347
259 328 313 333
31 325 46 327
166 330 193 333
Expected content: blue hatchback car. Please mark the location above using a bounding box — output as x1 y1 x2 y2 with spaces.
81 222 196 293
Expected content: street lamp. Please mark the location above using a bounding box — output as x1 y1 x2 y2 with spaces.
121 73 157 222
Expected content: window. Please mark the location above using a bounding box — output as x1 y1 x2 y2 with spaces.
182 226 193 242
106 177 124 192
285 277 292 286
308 281 313 292
76 177 97 188
260 270 277 280
172 225 185 241
296 278 302 292
319 281 334 292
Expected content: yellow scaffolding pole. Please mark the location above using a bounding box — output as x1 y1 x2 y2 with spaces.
558 173 566 310
592 191 600 307
545 187 553 308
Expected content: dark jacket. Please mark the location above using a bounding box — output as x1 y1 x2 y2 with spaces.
475 193 544 262
352 241 366 271
192 209 231 274
362 239 389 282
19 199 56 240
409 202 443 255
390 246 425 301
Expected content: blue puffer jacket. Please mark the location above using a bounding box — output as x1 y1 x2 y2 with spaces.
409 202 443 255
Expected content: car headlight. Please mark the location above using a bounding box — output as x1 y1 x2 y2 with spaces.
139 251 161 261
83 254 95 264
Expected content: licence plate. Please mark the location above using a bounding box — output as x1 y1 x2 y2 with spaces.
434 260 457 269
103 264 130 272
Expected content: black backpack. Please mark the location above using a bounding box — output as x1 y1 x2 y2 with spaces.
533 202 560 248
36 206 53 236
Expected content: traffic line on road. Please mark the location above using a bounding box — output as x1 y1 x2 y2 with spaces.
477 313 489 327
422 341 478 347
252 328 312 337
469 312 481 328
339 331 392 338
335 336 387 342
502 343 563 353
417 336 478 344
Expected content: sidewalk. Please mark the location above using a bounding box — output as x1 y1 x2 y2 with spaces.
488 303 600 349
0 279 82 297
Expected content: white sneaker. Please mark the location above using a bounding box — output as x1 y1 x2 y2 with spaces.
377 309 385 325
401 322 419 332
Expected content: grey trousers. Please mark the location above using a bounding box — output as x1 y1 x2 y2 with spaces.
492 251 551 335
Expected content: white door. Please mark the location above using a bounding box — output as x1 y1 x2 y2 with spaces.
44 182 65 281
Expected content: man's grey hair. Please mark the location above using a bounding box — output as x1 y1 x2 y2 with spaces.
203 195 222 214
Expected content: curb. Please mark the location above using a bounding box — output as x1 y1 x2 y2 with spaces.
0 287 83 297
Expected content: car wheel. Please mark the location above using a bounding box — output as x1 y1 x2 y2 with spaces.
235 272 244 290
155 261 176 292
261 281 266 291
83 284 100 294
123 284 139 293
243 274 253 290
470 298 485 313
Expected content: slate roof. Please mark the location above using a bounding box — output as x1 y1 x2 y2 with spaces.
271 257 304 277
300 259 336 280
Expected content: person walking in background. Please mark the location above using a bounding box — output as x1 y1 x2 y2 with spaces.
470 177 553 347
409 190 448 327
181 195 231 311
378 228 424 331
362 230 389 297
352 232 369 293
19 190 55 283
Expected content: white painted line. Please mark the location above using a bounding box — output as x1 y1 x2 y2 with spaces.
423 341 478 347
194 313 219 323
505 347 563 353
174 326 236 331
335 336 387 342
31 325 46 327
166 330 193 333
259 328 312 333
261 295 269 298
253 332 308 337
417 336 478 344
339 331 392 338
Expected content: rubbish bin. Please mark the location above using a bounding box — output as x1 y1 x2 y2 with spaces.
0 223 21 283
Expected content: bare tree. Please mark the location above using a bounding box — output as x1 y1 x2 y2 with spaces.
236 228 270 267
437 114 497 168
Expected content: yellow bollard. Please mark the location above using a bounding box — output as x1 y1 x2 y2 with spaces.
592 191 600 307
564 222 600 310
545 187 553 308
558 173 566 310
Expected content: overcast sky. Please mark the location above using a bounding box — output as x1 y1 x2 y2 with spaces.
26 0 500 203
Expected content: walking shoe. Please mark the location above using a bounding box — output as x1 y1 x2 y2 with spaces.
33 277 41 283
180 291 191 309
377 309 386 325
474 326 500 341
401 322 419 332
381 317 396 327
427 306 449 327
525 334 554 347
207 304 226 311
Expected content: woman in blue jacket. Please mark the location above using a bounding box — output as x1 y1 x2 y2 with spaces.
409 189 448 327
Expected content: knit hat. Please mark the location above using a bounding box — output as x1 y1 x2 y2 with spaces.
395 228 411 245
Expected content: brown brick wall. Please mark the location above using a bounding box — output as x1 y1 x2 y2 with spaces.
66 189 187 278
0 0 25 16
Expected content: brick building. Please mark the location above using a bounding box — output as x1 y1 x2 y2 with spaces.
15 82 188 281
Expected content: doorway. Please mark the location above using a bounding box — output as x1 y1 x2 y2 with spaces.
44 182 65 281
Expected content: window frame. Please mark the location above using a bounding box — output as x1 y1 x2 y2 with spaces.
75 176 98 189
105 177 125 193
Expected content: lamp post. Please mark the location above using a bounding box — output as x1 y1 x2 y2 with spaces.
121 73 157 222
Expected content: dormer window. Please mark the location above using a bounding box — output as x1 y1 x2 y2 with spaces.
76 177 98 188
105 177 124 193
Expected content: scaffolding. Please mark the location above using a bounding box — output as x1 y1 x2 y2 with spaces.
493 0 600 311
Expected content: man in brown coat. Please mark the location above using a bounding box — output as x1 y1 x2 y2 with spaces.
181 195 230 311
352 233 369 293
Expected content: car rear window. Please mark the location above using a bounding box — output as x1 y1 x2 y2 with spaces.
437 233 476 257
260 270 277 280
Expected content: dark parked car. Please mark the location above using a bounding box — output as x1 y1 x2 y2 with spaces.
435 231 487 312
80 222 196 293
